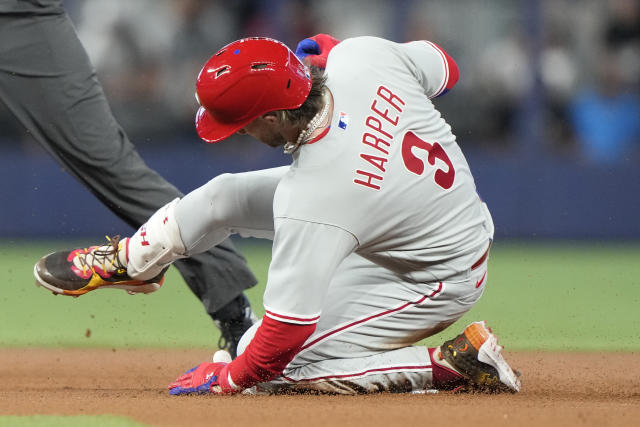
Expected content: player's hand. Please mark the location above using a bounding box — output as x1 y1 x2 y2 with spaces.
168 362 230 395
295 34 341 69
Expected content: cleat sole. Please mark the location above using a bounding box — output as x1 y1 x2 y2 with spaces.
33 264 163 297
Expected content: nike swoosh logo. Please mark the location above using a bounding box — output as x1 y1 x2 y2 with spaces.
475 271 487 288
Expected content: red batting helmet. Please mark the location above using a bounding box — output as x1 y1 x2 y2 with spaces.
195 37 312 143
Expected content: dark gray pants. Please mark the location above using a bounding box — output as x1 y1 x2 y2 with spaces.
0 3 256 314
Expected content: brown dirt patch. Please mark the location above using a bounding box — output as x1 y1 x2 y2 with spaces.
0 348 638 427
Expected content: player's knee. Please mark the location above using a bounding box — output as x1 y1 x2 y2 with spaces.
237 319 262 357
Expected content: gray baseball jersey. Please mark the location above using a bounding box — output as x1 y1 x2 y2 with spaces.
263 37 493 325
167 36 494 393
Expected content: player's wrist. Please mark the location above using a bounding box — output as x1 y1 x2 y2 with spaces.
212 363 241 394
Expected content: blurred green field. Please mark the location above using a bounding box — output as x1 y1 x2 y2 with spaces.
1 239 638 351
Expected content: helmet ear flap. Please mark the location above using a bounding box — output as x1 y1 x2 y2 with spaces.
194 37 312 143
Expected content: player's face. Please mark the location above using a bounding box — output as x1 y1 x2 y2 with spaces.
237 114 295 148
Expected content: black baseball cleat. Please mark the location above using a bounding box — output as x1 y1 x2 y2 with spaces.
212 294 257 359
438 320 521 393
33 235 164 297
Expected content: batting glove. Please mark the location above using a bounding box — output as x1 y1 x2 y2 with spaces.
295 34 341 68
168 362 235 395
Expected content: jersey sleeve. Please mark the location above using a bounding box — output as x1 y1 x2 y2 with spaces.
219 219 357 392
262 217 358 324
399 40 460 99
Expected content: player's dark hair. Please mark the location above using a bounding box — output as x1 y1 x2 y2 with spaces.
276 67 327 127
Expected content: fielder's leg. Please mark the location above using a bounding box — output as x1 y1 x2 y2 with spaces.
0 7 255 352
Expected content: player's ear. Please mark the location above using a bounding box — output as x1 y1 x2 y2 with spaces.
262 112 280 124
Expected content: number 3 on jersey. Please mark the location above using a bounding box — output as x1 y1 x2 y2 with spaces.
401 131 455 189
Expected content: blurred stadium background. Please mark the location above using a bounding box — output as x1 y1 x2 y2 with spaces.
0 0 638 351
1 0 639 239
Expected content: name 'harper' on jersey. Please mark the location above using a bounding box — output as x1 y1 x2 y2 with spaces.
354 85 406 191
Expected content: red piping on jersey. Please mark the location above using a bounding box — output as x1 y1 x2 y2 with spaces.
471 244 490 270
423 41 459 98
265 309 321 324
427 41 449 97
282 364 432 383
305 126 331 145
299 282 443 352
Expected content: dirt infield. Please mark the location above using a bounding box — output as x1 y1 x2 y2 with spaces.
1 348 638 427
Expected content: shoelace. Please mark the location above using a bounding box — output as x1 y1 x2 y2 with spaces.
74 235 126 277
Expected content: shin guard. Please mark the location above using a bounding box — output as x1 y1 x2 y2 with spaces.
127 198 187 280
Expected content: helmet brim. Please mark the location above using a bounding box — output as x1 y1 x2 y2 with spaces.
195 106 253 144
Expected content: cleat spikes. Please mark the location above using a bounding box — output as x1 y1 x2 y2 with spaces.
33 237 165 297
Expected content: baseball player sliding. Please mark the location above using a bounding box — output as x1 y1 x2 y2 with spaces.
34 35 521 394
